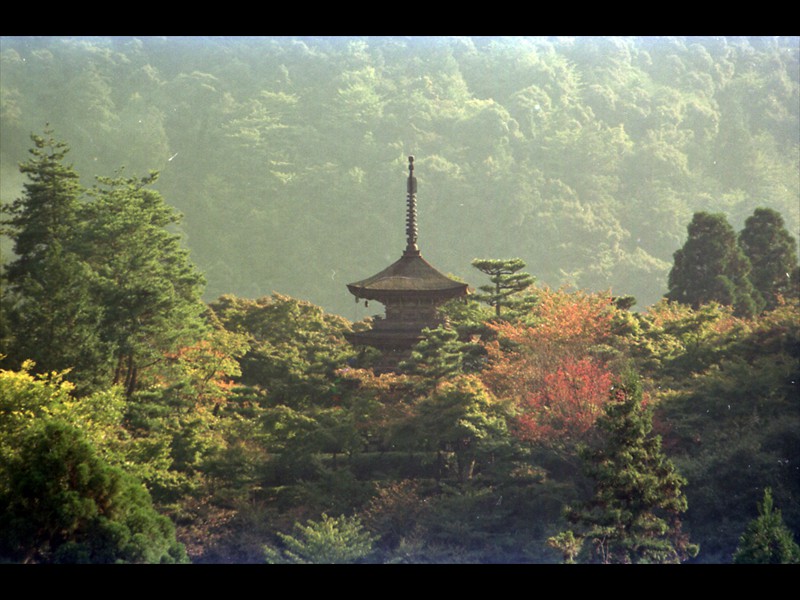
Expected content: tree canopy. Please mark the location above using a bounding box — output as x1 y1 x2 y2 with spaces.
2 36 797 315
0 36 798 565
738 208 799 310
665 211 764 316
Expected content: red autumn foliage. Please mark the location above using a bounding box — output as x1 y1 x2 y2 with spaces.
513 357 613 444
480 287 617 445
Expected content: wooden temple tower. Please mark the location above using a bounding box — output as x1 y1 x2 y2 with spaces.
346 156 468 371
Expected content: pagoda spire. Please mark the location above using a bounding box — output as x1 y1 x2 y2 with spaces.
345 156 469 372
405 155 419 256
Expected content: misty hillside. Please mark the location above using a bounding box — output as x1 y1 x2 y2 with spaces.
1 36 798 316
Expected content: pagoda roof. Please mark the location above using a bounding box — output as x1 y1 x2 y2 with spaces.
346 156 469 304
347 249 468 302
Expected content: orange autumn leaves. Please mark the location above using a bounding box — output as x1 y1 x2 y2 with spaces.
480 287 617 446
510 358 613 445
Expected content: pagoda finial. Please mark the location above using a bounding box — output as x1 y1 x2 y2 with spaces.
405 155 419 255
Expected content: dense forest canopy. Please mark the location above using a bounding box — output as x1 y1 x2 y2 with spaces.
1 36 798 316
1 36 799 565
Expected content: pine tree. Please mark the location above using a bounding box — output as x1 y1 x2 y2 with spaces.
0 128 112 391
732 488 800 564
563 372 698 564
400 325 464 380
0 420 188 564
471 258 536 318
738 208 800 310
263 513 376 564
2 132 207 396
666 212 763 317
82 171 207 396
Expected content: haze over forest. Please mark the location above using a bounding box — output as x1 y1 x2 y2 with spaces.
2 35 798 317
1 36 799 565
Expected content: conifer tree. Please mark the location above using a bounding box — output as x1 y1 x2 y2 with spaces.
2 132 208 396
0 420 188 563
400 325 464 380
733 488 800 564
82 171 208 396
0 128 112 391
562 372 698 564
263 513 376 564
666 212 763 317
738 208 800 310
471 258 536 318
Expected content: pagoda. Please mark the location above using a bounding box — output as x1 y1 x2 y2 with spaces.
346 156 468 371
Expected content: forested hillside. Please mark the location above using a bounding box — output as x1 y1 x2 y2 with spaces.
1 36 797 316
1 36 798 565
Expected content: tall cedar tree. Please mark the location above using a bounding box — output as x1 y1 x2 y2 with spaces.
83 172 208 396
564 372 698 564
0 129 112 391
666 212 763 317
738 208 800 310
471 258 536 318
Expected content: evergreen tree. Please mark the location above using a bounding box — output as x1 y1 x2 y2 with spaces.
263 513 376 564
415 375 510 484
666 212 764 317
400 325 464 380
562 372 698 564
732 488 800 564
0 128 112 391
1 132 207 396
82 171 208 396
0 421 188 564
471 258 536 318
738 208 800 310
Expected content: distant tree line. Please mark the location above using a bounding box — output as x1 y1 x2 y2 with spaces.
1 38 799 563
1 36 797 315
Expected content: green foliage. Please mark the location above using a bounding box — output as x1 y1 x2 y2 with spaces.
546 530 583 564
264 513 376 564
733 488 800 564
633 300 744 380
209 294 355 407
0 420 187 563
435 297 494 371
400 325 465 380
415 375 512 483
738 207 800 309
2 128 82 264
1 130 208 397
647 300 800 562
83 171 208 396
471 258 537 318
0 363 129 468
0 129 112 392
666 212 764 317
564 372 698 563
